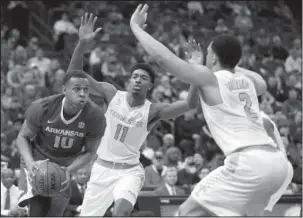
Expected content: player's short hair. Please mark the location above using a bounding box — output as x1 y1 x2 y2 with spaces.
62 70 88 85
130 63 156 84
211 34 242 69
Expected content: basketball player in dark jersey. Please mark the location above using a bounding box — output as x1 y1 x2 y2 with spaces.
16 71 106 216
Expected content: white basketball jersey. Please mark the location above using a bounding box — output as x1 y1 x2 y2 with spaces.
200 70 275 156
97 91 151 164
260 111 286 154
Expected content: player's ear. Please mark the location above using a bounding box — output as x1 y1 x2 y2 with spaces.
148 82 153 91
62 85 67 95
212 53 217 65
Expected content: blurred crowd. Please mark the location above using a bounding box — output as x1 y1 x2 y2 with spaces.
1 1 302 217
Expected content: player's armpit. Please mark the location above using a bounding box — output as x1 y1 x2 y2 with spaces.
90 81 118 103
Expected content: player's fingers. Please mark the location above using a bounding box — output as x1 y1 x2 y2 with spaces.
92 16 98 27
141 4 149 14
80 16 84 26
84 13 88 24
135 4 143 13
94 27 102 34
89 13 93 23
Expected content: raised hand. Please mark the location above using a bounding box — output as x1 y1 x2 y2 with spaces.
79 13 102 43
130 4 149 29
184 39 204 65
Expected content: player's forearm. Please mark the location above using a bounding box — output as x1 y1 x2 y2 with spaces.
16 136 34 169
235 66 267 96
67 41 86 73
187 85 199 109
66 152 96 173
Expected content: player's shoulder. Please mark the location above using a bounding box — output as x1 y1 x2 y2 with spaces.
30 94 64 110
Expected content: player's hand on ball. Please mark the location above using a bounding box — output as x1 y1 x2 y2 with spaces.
60 167 71 192
79 13 102 43
184 39 204 65
28 159 49 183
130 4 149 29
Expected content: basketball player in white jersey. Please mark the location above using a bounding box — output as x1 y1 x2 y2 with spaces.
259 101 294 215
130 4 291 216
66 13 198 216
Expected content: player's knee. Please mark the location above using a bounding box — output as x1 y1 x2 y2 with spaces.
112 198 133 216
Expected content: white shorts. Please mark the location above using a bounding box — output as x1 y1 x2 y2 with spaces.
80 161 145 216
191 145 292 216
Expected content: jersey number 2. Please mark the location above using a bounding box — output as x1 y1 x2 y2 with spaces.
114 124 129 142
54 136 74 149
238 93 258 120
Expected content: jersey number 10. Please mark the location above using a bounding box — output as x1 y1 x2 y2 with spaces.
53 136 74 149
114 124 129 142
239 93 258 120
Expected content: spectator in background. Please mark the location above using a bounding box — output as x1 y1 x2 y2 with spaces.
177 156 200 191
284 48 302 74
238 44 256 70
28 48 51 86
1 168 26 217
179 139 195 157
175 109 204 146
53 12 77 51
45 59 64 90
153 167 185 196
282 89 301 120
255 28 271 59
163 147 182 168
192 166 211 190
234 7 253 33
25 37 39 59
292 38 301 55
51 68 65 94
161 134 175 152
215 18 229 34
193 153 204 172
64 168 90 217
144 150 166 188
271 35 289 61
2 119 23 146
9 45 28 69
18 84 40 110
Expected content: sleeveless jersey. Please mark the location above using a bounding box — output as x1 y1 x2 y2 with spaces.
260 111 286 154
24 94 105 166
199 70 275 156
97 91 152 164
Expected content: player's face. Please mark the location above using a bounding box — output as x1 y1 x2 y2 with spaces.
165 170 178 186
205 42 217 70
63 77 90 110
128 69 152 97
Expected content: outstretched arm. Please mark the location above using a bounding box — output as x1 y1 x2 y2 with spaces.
130 4 216 87
151 85 199 121
67 13 117 102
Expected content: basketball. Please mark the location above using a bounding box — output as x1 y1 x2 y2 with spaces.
31 161 67 197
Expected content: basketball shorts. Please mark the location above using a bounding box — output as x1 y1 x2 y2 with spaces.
18 162 71 216
190 145 292 216
80 160 145 216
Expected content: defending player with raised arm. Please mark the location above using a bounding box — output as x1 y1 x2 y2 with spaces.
65 13 199 217
67 13 198 126
129 4 291 217
130 4 267 97
16 72 106 216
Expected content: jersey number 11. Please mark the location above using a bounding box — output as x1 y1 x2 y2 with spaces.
114 124 129 142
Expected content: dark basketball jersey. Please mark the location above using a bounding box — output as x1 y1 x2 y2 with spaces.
24 94 106 166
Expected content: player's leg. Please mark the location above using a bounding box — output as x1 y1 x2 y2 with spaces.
47 186 72 216
112 165 145 216
176 195 216 216
28 195 52 216
80 163 117 216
